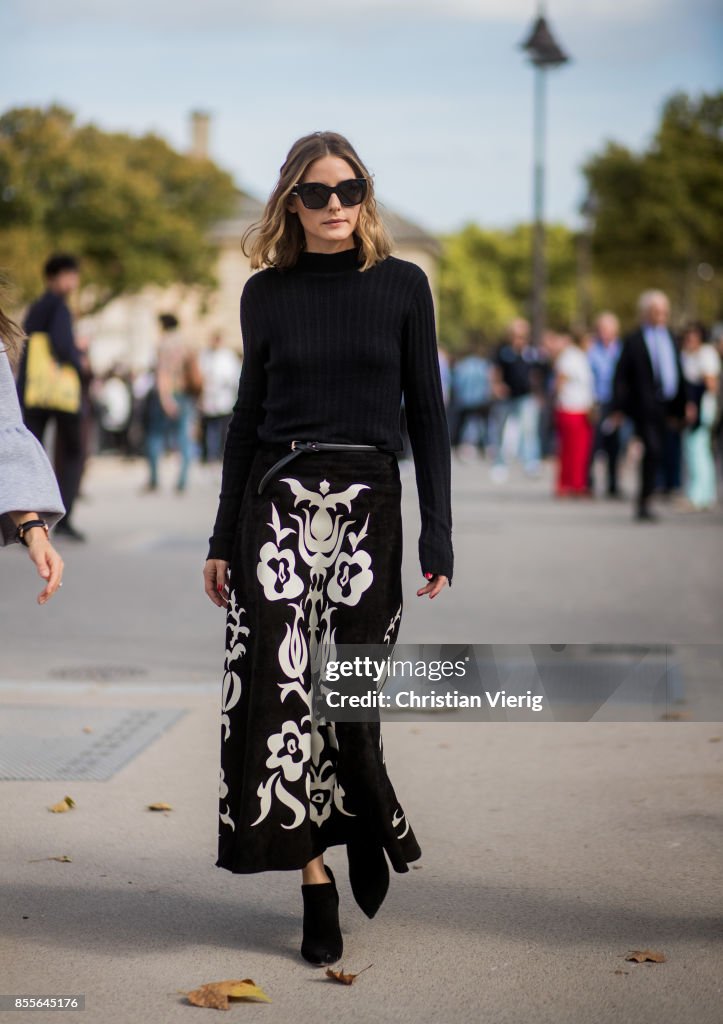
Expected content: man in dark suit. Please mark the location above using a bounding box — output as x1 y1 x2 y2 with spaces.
611 289 686 521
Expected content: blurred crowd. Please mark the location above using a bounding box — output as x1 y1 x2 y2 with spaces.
97 318 242 494
6 253 723 544
436 292 722 519
8 253 243 541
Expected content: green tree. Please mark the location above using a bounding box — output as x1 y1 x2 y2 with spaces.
583 91 723 324
0 105 239 310
437 222 577 353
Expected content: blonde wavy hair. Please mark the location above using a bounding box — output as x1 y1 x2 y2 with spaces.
242 131 394 272
0 272 26 369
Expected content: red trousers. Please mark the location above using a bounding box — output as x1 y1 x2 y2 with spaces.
555 409 593 495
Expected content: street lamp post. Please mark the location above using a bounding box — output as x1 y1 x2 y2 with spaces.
520 8 570 348
575 190 599 332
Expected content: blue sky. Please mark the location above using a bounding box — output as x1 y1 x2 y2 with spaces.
2 0 721 236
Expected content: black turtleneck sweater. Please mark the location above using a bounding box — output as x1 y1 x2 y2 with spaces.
207 242 453 584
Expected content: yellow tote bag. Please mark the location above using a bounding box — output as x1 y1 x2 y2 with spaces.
24 331 81 414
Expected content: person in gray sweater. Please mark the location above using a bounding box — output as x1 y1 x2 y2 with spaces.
1 291 65 603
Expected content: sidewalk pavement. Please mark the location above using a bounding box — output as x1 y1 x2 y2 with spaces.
2 678 722 1024
2 453 722 1023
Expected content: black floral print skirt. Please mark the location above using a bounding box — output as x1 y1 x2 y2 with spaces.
217 442 422 903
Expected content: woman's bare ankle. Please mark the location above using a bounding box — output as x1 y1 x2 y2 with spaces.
302 856 330 885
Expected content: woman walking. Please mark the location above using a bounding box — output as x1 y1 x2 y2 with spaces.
546 331 595 497
203 131 453 965
680 322 721 510
144 313 201 493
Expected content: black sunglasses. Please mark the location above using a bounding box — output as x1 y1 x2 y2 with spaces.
290 177 368 209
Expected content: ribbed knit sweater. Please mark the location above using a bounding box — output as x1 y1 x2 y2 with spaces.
207 242 453 584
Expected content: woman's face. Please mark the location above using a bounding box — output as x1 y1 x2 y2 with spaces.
683 329 702 351
286 155 362 252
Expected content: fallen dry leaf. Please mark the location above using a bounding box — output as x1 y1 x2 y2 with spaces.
48 796 76 813
28 855 72 863
148 802 173 812
708 736 721 743
182 979 271 1009
613 969 630 975
659 711 691 721
625 949 666 963
325 964 373 985
82 726 93 733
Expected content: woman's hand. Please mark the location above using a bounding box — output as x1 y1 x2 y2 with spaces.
416 574 448 599
204 558 230 608
25 530 64 605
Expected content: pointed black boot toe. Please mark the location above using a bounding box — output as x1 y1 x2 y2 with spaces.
347 838 390 919
300 864 343 965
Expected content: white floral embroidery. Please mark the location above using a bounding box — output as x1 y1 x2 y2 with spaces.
277 602 309 704
221 592 249 739
327 549 373 606
223 472 390 835
383 602 403 645
257 540 305 601
280 476 370 566
392 805 409 838
219 767 234 831
265 719 311 782
307 721 356 825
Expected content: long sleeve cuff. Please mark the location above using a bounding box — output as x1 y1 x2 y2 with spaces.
0 426 66 545
420 530 454 587
207 531 235 562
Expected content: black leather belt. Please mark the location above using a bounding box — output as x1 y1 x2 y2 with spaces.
257 440 381 496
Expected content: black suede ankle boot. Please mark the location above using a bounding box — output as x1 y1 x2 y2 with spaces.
300 864 343 965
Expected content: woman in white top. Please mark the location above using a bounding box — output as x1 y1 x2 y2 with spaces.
545 332 595 497
680 323 721 509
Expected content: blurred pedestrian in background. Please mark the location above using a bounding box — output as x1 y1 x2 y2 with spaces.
1 277 65 602
16 253 89 541
586 311 623 498
94 365 135 455
612 289 687 521
679 322 721 510
55 330 94 506
448 338 492 459
489 317 544 480
711 324 723 486
198 331 242 463
545 331 595 498
143 313 201 493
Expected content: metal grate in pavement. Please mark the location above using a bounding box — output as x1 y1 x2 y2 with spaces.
0 706 187 781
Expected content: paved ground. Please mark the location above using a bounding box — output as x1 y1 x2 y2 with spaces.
1 451 721 1023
